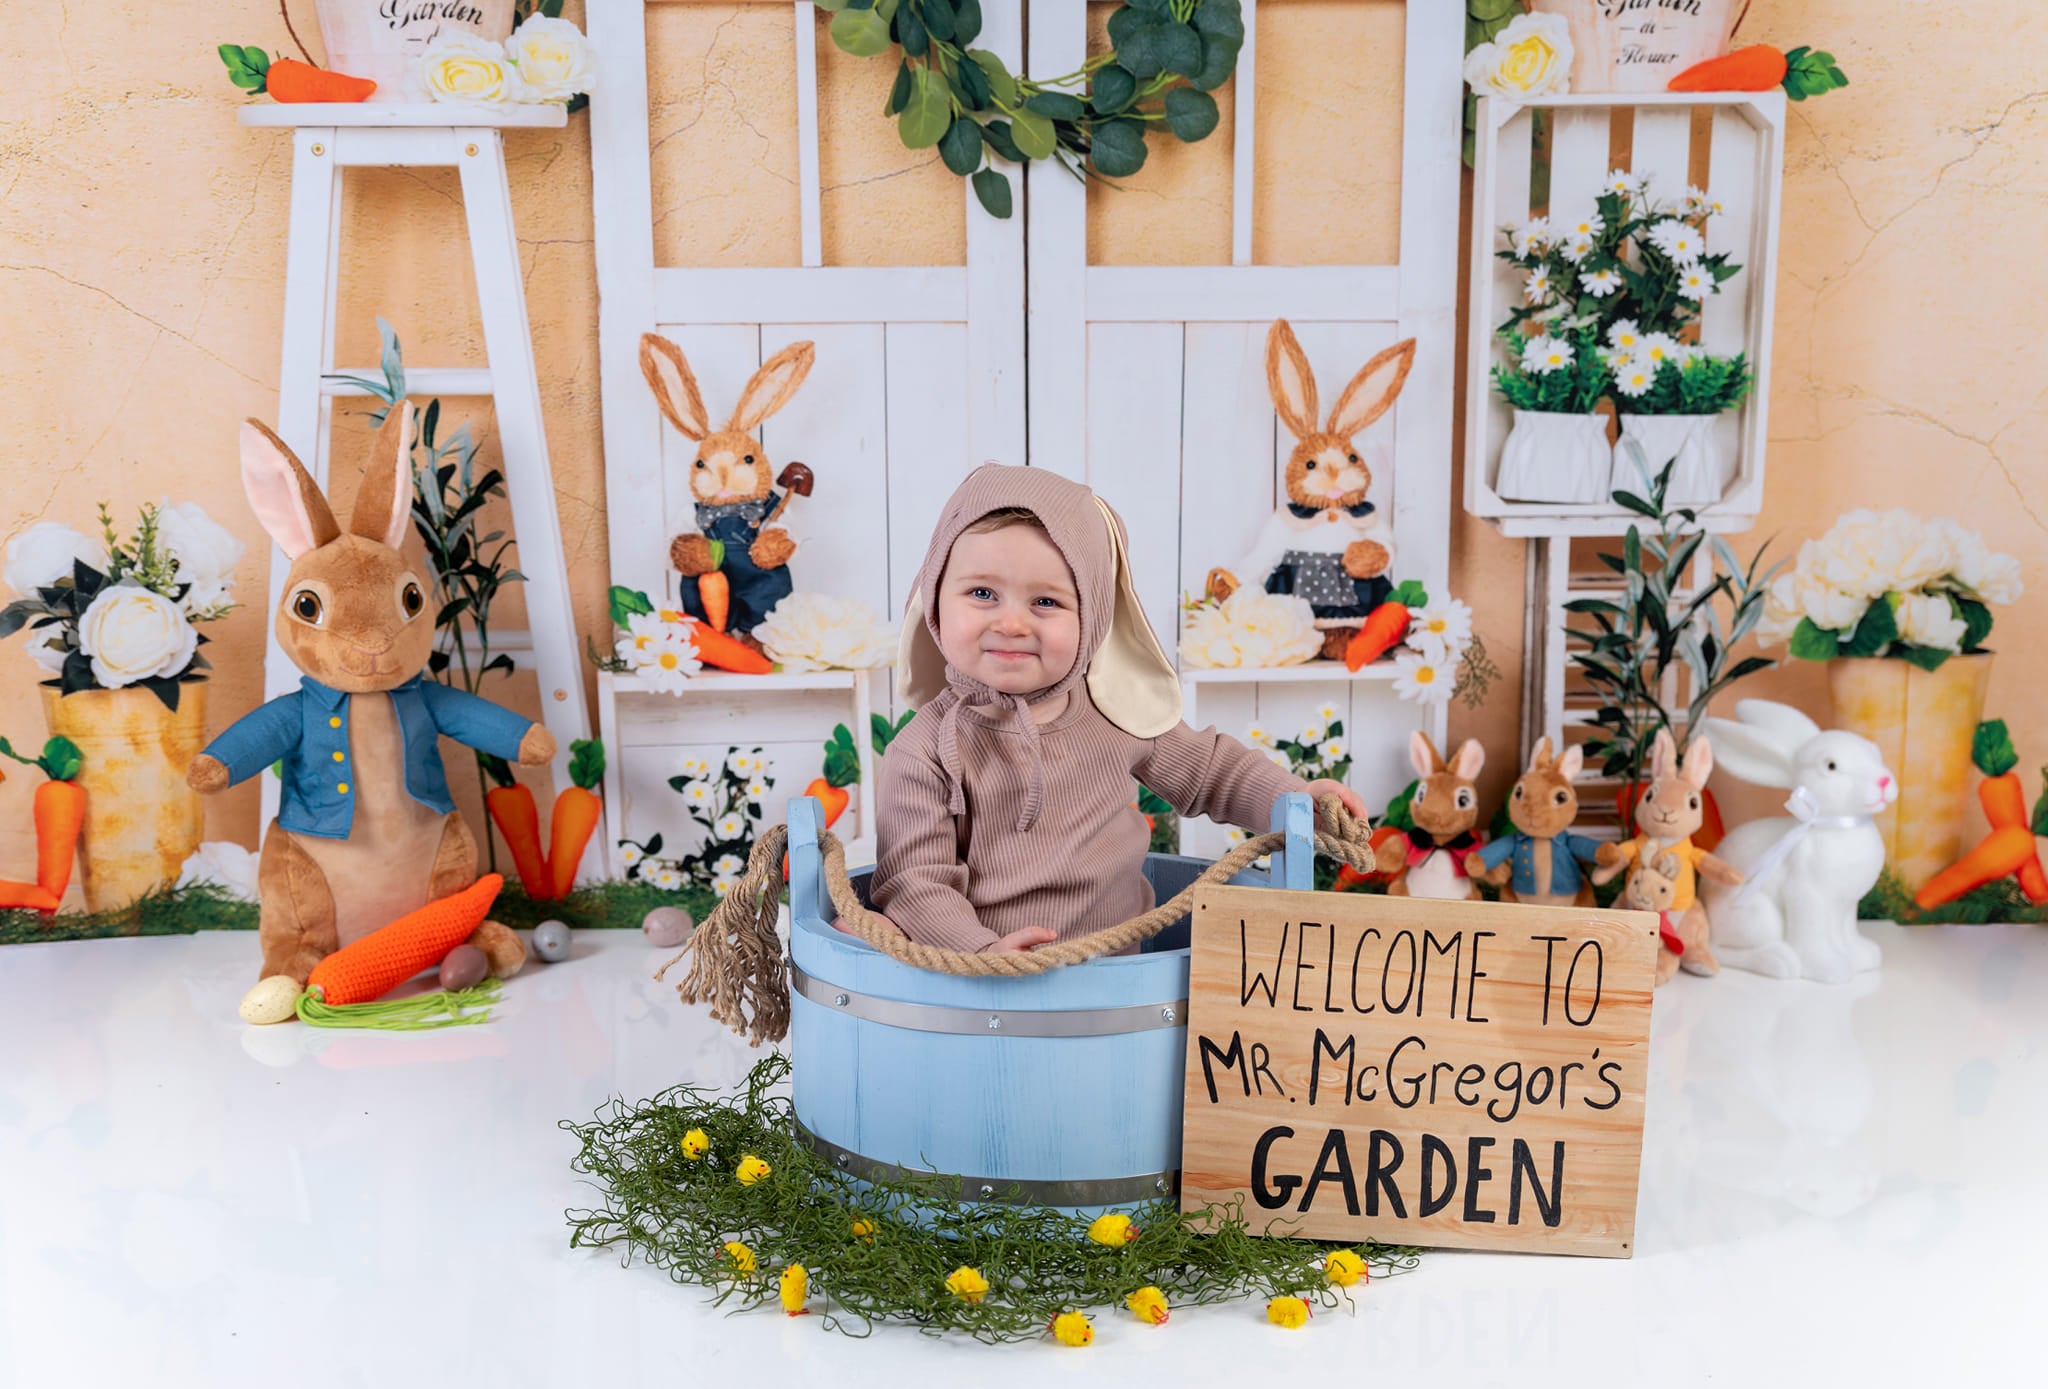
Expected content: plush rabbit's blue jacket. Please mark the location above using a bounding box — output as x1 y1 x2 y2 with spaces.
199 675 534 839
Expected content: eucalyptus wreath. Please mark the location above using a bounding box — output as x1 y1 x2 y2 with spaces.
817 0 1245 219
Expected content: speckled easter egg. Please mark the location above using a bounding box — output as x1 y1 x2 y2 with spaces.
642 906 694 948
437 944 489 992
532 919 572 962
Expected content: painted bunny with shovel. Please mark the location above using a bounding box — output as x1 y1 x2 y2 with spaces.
640 332 819 647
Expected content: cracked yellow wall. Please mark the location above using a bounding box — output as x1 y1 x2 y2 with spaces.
0 0 2042 890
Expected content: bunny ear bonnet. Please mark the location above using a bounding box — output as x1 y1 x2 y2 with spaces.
896 464 1182 829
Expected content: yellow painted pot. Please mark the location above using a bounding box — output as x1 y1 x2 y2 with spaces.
1827 654 1993 896
41 682 208 912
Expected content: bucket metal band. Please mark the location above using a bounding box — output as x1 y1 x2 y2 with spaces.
795 1118 1179 1207
789 961 1187 1038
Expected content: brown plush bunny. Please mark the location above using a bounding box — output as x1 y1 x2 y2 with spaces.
1376 731 1487 900
640 333 816 643
1208 319 1418 659
1617 848 1693 985
1465 736 1602 908
1591 728 1740 979
188 403 552 1003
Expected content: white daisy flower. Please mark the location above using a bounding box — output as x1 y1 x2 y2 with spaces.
1265 749 1292 772
1520 335 1574 375
681 780 713 807
1558 232 1595 265
712 854 744 876
1409 598 1474 651
615 611 669 661
1613 361 1657 397
1317 704 1338 722
1392 651 1455 706
1245 724 1273 748
1224 826 1248 845
745 778 769 802
1579 267 1622 297
620 842 644 868
714 812 747 840
1607 318 1642 352
1524 266 1554 303
1640 333 1681 367
650 865 685 892
1682 184 1722 218
726 749 754 775
1677 266 1718 301
1603 168 1644 198
1564 208 1605 240
1321 738 1347 762
1405 629 1454 668
632 635 702 695
1507 217 1552 257
1299 724 1326 745
1646 219 1704 265
712 875 740 898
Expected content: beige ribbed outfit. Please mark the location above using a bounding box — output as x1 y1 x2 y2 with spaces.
868 462 1309 953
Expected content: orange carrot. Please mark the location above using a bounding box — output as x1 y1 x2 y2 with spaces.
266 58 377 103
1344 596 1415 671
308 874 503 1006
1 736 84 902
805 776 851 828
0 879 59 913
1962 720 2047 903
699 545 733 634
486 781 552 899
547 740 606 899
1914 827 2038 911
1667 45 1788 93
683 617 774 675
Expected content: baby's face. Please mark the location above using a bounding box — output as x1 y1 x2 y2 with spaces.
936 524 1080 696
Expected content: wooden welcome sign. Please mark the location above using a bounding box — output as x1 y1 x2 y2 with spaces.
1180 885 1657 1257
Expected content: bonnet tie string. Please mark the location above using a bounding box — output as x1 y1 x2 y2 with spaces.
934 682 1049 833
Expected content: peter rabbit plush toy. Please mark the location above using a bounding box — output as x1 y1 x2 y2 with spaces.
1466 737 1602 907
1591 728 1742 982
188 404 553 1000
1616 848 1692 984
1375 732 1487 900
641 332 816 646
1208 320 1418 660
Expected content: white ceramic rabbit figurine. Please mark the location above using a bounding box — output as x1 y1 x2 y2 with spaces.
1696 699 1897 984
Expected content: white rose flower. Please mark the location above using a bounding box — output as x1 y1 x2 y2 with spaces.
22 625 69 674
175 841 262 902
413 33 527 105
154 501 245 604
1811 510 1953 599
505 15 596 102
1463 13 1574 99
754 593 896 672
1792 570 1870 633
1178 591 1321 669
1897 592 1967 653
1928 519 2023 605
4 522 100 598
77 583 197 688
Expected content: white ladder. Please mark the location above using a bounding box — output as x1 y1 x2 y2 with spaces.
238 104 602 881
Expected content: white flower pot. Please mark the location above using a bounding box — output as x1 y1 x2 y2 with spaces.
1495 409 1614 505
1613 413 1728 506
1528 0 1742 94
313 0 515 102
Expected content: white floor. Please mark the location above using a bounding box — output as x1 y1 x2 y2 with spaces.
0 921 2040 1388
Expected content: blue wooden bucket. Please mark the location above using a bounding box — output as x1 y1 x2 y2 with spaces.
786 793 1316 1218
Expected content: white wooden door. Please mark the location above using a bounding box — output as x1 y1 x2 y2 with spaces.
1025 0 1464 855
587 0 1027 863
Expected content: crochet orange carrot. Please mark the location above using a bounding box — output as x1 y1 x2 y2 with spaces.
700 541 733 634
684 617 774 675
1344 580 1427 671
547 740 606 899
1915 721 2048 909
220 46 377 102
0 736 85 902
483 760 552 899
307 874 503 1006
0 880 60 913
1667 44 1788 91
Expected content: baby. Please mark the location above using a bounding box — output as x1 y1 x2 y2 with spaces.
866 464 1365 954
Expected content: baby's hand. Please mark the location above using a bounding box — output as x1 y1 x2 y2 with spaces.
982 926 1058 954
1303 778 1368 828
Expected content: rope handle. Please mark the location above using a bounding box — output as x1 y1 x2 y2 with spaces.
656 795 1380 1045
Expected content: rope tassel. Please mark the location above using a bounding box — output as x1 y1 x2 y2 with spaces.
655 825 792 1046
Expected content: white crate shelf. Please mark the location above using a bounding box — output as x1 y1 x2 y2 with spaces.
1463 92 1787 532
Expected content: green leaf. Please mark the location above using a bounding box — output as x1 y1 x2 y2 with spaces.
1190 32 1241 91
1088 117 1148 177
1613 490 1660 519
1838 597 1899 659
1788 617 1840 662
921 0 957 44
971 166 1013 218
609 585 655 626
1163 86 1219 142
980 119 1025 163
1466 0 1519 19
829 6 893 57
1193 0 1246 44
1119 20 1203 81
1896 643 1953 672
1973 719 2018 779
1024 91 1086 121
948 54 991 109
1090 63 1137 115
952 0 982 45
899 68 952 148
885 60 913 116
39 736 84 783
2032 773 2048 838
1105 4 1150 48
813 0 852 10
967 49 1016 109
939 117 984 175
1955 596 1994 651
706 538 727 570
1009 105 1057 160
567 738 607 790
1390 579 1428 608
899 4 928 56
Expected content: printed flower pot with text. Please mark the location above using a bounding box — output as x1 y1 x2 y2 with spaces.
40 683 207 912
1827 652 1994 895
1614 413 1728 507
1496 409 1614 505
1529 0 1743 93
314 0 515 100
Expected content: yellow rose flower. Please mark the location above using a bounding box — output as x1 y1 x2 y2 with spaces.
505 15 596 103
779 1263 809 1315
735 1154 772 1185
722 1241 756 1275
1050 1310 1094 1346
1087 1213 1139 1247
1323 1249 1368 1288
414 34 524 106
1266 1295 1312 1329
680 1128 709 1160
1126 1285 1170 1325
1462 13 1574 100
945 1266 989 1303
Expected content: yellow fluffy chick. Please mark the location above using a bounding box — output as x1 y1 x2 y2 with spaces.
779 1263 809 1316
735 1154 772 1185
945 1266 990 1303
1050 1310 1094 1346
1125 1285 1170 1326
1087 1214 1139 1246
1323 1249 1368 1287
722 1241 756 1275
680 1128 710 1160
1266 1295 1312 1329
